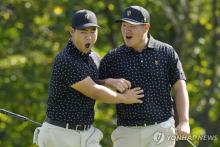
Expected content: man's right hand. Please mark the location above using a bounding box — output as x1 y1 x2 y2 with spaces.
105 78 131 93
120 87 144 104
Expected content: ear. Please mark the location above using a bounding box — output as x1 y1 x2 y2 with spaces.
144 23 150 31
69 27 75 36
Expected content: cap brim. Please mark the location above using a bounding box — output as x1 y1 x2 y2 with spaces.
75 23 100 29
115 18 147 25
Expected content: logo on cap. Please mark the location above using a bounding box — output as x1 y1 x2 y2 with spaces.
127 10 131 16
85 13 90 19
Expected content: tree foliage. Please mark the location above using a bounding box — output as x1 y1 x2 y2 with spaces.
0 0 219 147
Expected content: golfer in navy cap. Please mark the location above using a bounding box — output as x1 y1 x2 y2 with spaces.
99 5 190 147
33 9 144 147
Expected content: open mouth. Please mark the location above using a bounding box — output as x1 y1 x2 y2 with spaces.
126 36 132 39
85 43 91 48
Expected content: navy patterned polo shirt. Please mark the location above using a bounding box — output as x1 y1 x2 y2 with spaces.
99 35 186 126
46 39 99 125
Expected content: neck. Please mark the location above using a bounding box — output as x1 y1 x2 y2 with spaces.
133 37 148 52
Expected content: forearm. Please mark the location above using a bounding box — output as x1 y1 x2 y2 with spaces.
92 84 124 103
71 77 128 104
175 81 189 123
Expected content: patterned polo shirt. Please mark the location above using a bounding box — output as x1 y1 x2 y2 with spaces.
46 39 99 125
99 35 186 126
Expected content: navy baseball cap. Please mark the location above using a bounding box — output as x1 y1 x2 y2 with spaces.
72 10 100 29
116 6 150 25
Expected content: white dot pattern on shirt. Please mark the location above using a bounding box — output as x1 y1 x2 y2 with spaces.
99 37 186 126
46 40 98 124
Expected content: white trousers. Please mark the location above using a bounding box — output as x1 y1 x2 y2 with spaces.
33 122 103 147
111 117 176 147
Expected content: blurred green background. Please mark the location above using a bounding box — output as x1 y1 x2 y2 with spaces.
0 0 219 147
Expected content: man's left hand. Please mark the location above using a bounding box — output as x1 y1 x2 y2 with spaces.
175 121 190 140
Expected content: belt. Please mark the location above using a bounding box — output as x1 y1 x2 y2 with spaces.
134 122 158 127
121 118 172 127
45 117 91 131
129 122 158 127
120 121 161 127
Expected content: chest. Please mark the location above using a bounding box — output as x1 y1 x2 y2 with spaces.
80 57 99 79
112 52 169 83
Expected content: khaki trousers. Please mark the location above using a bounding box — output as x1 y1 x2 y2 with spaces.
33 122 103 147
111 117 175 147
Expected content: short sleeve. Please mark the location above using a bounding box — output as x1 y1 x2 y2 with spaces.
54 56 89 86
168 49 186 86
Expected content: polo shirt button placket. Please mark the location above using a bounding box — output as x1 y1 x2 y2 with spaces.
139 54 143 63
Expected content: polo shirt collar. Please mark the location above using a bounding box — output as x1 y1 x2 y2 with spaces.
147 34 157 49
122 34 157 53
